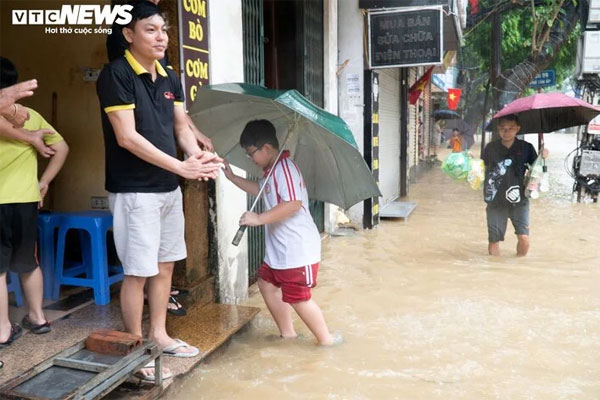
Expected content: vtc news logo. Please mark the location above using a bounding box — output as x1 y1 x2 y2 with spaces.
12 5 133 25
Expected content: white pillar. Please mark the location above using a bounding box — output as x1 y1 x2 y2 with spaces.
337 0 365 224
323 0 340 234
209 0 249 304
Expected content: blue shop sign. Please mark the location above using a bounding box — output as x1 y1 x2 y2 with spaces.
432 74 446 91
530 69 555 88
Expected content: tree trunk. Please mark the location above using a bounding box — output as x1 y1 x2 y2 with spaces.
494 2 579 108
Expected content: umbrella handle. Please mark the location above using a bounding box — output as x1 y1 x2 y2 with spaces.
232 225 247 246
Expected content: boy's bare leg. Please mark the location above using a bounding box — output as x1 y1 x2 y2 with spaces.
290 299 332 345
120 275 146 336
257 278 296 338
516 234 529 256
488 242 500 256
20 267 45 324
0 273 11 342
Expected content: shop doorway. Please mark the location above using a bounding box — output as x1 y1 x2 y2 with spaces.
242 0 325 284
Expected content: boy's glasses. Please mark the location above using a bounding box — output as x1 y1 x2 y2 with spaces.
246 146 261 159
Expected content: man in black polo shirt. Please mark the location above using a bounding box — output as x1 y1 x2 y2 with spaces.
106 0 213 153
97 2 220 380
482 115 548 257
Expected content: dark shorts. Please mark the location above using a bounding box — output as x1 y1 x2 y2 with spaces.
0 203 39 274
486 202 530 243
258 262 319 304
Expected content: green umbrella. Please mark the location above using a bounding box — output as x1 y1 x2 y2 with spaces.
189 83 381 210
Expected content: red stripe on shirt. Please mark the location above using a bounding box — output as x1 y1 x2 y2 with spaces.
282 159 297 200
287 159 303 188
279 161 293 200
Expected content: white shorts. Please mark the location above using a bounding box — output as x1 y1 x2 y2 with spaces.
108 188 187 277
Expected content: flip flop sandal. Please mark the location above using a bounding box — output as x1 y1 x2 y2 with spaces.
162 339 200 358
133 360 173 382
0 323 23 348
21 315 51 334
170 286 189 297
167 296 187 317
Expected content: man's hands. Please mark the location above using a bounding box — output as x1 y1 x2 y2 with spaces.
196 132 214 152
239 211 262 227
185 114 214 152
177 151 223 181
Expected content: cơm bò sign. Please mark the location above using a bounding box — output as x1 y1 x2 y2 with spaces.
179 0 210 107
368 7 443 69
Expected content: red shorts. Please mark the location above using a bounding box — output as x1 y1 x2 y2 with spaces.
258 262 319 304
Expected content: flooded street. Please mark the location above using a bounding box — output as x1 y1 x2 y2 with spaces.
171 133 600 399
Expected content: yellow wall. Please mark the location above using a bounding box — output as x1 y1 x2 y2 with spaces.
1 0 114 211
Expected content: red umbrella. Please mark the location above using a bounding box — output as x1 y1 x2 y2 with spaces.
492 92 600 149
492 93 600 133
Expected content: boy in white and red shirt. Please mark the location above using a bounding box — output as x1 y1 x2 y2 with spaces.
223 119 340 345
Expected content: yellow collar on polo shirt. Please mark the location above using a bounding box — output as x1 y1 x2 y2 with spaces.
124 49 167 77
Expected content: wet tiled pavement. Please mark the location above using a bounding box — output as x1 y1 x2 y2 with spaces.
0 296 259 398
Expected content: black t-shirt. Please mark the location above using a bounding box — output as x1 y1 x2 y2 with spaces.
482 138 537 205
96 52 184 193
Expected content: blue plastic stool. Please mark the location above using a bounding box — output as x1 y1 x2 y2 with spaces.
6 272 24 307
37 212 64 299
52 211 123 305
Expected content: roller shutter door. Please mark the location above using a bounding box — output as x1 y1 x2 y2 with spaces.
377 69 401 207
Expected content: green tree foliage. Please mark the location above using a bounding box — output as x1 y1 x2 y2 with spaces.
458 0 580 126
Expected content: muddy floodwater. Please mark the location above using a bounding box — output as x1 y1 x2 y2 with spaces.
171 134 600 399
